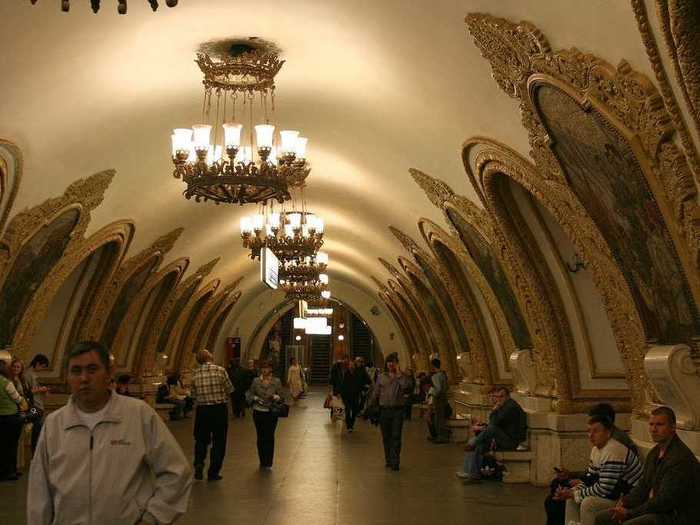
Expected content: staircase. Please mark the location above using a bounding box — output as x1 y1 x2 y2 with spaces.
351 314 373 363
310 335 331 385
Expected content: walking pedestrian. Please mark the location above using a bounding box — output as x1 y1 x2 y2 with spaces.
340 358 370 432
369 353 411 471
248 360 285 469
0 358 27 482
287 357 304 402
191 349 233 481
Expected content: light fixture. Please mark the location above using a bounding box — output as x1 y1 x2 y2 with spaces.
337 335 345 341
241 211 324 261
171 43 311 205
279 252 328 282
280 277 330 302
31 0 178 14
295 335 302 341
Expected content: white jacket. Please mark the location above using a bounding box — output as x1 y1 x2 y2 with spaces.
28 393 193 525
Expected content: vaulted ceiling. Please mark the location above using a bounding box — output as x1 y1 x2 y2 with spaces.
0 0 655 310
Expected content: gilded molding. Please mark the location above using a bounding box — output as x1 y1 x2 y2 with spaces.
168 277 221 371
390 225 487 382
13 219 134 362
385 275 432 371
418 218 513 384
376 290 419 366
83 227 184 341
202 290 242 353
132 257 191 376
0 139 23 236
466 13 700 329
199 286 243 357
141 257 220 371
0 170 114 289
464 136 641 410
632 0 700 173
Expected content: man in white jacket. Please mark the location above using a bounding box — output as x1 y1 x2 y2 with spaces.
28 341 193 524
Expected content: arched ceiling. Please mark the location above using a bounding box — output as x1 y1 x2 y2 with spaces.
0 0 653 302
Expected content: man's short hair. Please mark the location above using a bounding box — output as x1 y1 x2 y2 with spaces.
260 360 274 369
29 354 50 368
431 358 441 369
196 350 212 364
385 352 399 363
64 341 111 370
588 403 616 423
588 414 613 430
651 406 677 426
116 374 131 385
496 386 510 396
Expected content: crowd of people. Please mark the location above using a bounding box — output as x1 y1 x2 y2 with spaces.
2 342 699 525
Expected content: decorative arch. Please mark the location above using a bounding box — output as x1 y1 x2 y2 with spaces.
465 13 700 411
141 257 220 370
397 254 460 380
169 278 221 371
83 227 184 343
0 171 114 351
131 257 190 377
418 218 510 385
371 276 421 366
202 290 243 354
0 139 23 235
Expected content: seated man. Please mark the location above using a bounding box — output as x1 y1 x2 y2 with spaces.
595 406 700 525
115 374 135 397
556 415 642 525
156 374 192 420
456 386 527 482
545 402 637 525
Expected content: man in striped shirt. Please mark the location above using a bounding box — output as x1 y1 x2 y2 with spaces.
191 350 233 482
557 415 642 525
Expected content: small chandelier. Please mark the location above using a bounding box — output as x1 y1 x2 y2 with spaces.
280 273 330 302
279 252 328 283
240 209 324 261
30 0 178 14
171 44 311 205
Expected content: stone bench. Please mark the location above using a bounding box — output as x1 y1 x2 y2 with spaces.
493 446 534 484
447 416 471 443
155 403 177 421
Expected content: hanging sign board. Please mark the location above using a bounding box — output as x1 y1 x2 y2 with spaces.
261 247 279 289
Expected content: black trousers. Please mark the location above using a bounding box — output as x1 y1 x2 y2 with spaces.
253 410 279 467
341 393 361 430
231 391 246 418
0 414 23 479
31 416 43 454
193 404 228 476
379 407 404 467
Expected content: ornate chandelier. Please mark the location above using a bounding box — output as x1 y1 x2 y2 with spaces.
171 43 311 205
279 252 328 283
280 272 329 302
240 209 324 261
30 0 178 13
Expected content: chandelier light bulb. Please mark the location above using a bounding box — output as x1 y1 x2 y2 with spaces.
295 137 308 159
316 252 329 265
172 128 193 153
315 218 325 233
321 290 331 299
240 217 253 234
288 212 302 229
270 212 281 229
284 224 295 238
280 130 300 154
192 125 212 150
253 214 265 231
238 146 253 165
255 124 275 149
223 123 243 147
206 145 223 166
319 273 329 285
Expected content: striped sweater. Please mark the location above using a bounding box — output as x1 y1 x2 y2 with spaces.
574 438 643 503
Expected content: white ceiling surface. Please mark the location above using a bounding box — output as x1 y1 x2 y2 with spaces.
0 1 651 304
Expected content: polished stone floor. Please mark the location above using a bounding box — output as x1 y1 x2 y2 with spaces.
1 388 547 524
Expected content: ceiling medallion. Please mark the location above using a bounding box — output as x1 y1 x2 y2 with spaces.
171 43 311 205
30 0 178 14
240 209 324 261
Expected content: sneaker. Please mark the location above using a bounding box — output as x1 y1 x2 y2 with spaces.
455 471 470 479
348 428 353 433
207 474 223 482
462 475 482 484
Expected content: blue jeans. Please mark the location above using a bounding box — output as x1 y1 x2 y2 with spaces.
461 425 517 477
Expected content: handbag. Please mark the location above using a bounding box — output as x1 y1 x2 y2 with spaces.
323 394 333 409
270 401 289 418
